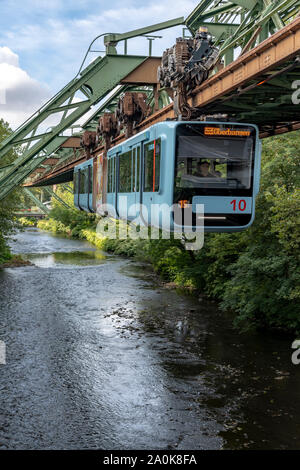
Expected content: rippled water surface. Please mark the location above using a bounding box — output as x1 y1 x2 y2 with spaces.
0 228 299 450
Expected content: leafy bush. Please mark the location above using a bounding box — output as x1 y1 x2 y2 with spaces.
18 217 36 227
219 132 300 332
0 119 22 264
37 184 97 237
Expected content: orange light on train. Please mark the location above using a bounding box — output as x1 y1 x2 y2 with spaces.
179 200 189 208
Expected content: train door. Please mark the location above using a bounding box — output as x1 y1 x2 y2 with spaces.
141 139 161 226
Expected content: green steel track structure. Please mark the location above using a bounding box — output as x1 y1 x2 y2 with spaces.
0 0 299 200
186 0 300 65
0 17 184 200
22 188 50 215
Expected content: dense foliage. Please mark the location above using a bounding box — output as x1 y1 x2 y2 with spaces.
0 119 21 264
38 184 97 237
38 131 300 333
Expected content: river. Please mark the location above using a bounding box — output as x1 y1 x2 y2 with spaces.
0 228 299 450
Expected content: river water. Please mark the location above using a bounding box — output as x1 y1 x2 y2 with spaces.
0 228 299 450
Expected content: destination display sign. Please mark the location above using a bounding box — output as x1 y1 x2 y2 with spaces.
204 127 251 137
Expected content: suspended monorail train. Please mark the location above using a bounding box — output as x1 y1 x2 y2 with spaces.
74 121 261 232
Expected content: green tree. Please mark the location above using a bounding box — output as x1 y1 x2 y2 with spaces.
220 131 300 331
0 118 21 264
38 183 97 238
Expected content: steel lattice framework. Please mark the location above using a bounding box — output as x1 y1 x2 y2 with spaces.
186 0 300 64
0 0 300 199
0 18 184 200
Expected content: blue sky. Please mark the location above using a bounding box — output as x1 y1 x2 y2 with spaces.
0 0 199 128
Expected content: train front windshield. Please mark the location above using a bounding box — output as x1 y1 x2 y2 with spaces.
174 123 257 227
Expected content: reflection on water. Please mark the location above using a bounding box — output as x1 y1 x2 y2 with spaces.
0 229 299 450
110 266 300 451
24 251 107 268
8 228 97 255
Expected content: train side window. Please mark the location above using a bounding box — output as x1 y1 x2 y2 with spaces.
110 156 115 193
88 166 93 194
108 157 114 193
132 148 136 192
80 170 86 194
119 151 132 193
111 159 113 193
108 158 111 193
136 147 140 192
85 168 89 194
113 157 116 192
144 139 161 192
81 168 89 194
74 172 78 194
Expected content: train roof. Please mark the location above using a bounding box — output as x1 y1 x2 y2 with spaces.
74 158 93 171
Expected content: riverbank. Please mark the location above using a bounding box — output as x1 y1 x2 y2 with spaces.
0 217 37 267
0 254 33 268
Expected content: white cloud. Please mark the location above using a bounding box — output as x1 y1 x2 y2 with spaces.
0 0 199 91
0 46 19 67
0 47 51 129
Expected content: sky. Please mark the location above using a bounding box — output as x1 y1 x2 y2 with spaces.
0 0 200 129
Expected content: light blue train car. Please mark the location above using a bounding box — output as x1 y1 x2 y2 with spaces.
75 120 261 232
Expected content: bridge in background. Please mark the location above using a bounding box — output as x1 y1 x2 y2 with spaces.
14 211 47 219
1 0 300 195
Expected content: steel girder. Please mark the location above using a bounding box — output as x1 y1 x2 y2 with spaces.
26 146 80 185
0 55 149 200
62 184 73 194
82 85 151 132
1 3 299 199
43 187 71 209
186 0 300 65
1 136 69 197
187 55 300 137
0 16 185 200
22 188 50 215
82 85 170 133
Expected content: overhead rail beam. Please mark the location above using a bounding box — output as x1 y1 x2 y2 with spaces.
103 17 184 53
27 12 300 188
62 184 73 194
0 55 148 200
185 0 300 65
0 17 185 201
2 2 300 192
44 187 71 209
